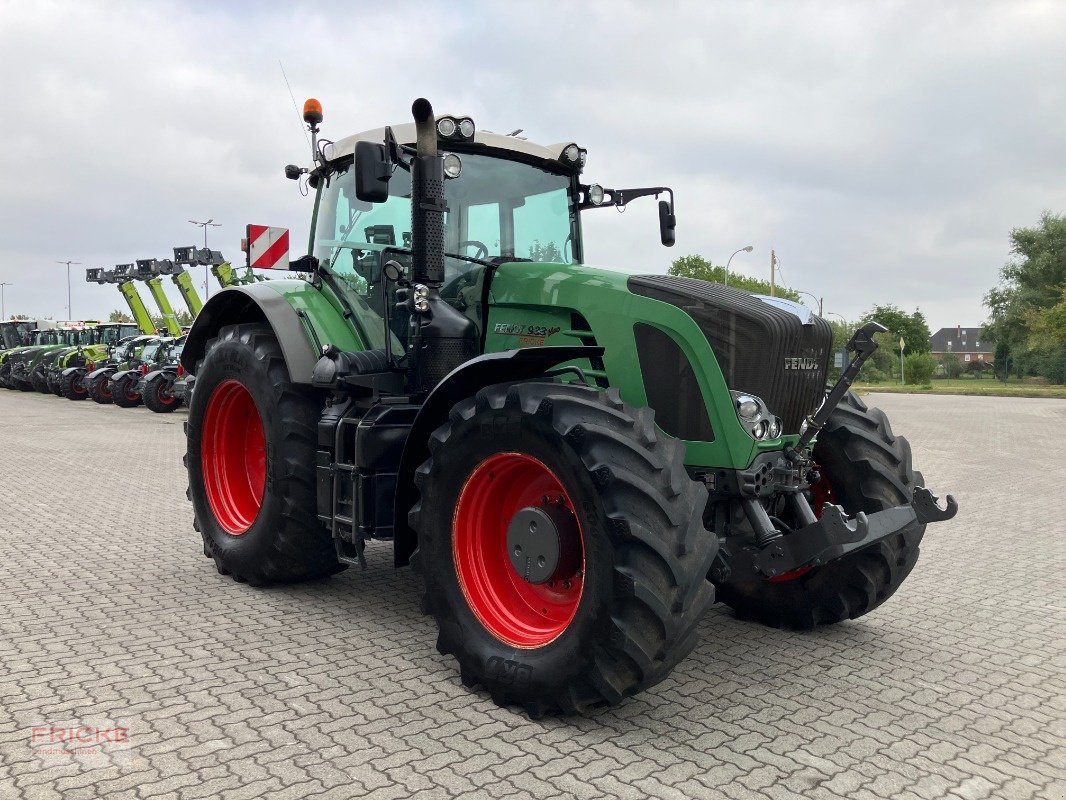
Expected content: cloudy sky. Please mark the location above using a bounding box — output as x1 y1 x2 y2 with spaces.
2 0 1064 331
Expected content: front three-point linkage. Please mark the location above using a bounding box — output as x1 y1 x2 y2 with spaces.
731 321 959 579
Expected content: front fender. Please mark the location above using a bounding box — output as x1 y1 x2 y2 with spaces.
84 367 116 385
110 370 140 384
142 369 174 383
60 367 85 378
392 346 604 567
181 282 364 384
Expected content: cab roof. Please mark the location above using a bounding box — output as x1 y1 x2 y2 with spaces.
319 118 576 168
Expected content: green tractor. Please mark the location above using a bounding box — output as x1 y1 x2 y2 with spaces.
0 320 39 388
74 267 159 403
84 334 157 404
92 260 188 409
136 334 188 413
181 98 957 714
38 324 98 395
51 322 143 400
109 335 173 409
8 324 78 392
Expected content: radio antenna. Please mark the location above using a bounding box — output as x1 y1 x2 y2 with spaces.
279 60 312 152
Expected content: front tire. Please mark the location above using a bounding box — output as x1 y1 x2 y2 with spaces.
184 323 343 585
411 381 716 715
61 370 88 400
30 368 50 394
87 373 113 404
716 392 925 629
143 375 181 413
111 375 143 408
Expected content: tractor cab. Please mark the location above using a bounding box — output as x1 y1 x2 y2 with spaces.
306 116 674 361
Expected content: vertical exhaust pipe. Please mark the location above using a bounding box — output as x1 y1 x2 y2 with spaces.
406 97 479 393
410 98 446 288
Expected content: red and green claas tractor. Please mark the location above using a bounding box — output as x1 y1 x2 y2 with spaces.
182 98 957 715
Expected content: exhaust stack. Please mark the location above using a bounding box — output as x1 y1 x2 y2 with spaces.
405 97 478 393
410 98 446 288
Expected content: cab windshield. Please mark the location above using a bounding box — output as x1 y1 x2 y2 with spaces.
314 152 578 290
139 342 161 362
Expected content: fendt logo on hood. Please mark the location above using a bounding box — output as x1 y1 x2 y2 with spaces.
784 357 820 371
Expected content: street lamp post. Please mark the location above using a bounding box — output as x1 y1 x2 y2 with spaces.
724 245 753 288
54 260 82 319
189 219 221 298
0 282 11 319
795 290 824 316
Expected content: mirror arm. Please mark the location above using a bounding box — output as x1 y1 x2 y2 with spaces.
579 185 675 213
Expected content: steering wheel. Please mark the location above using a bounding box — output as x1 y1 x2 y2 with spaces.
458 240 489 260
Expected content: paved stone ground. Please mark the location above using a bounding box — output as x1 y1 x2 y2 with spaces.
0 390 1063 800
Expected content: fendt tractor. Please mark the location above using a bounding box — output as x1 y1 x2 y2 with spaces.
0 320 39 388
181 98 957 715
7 324 77 391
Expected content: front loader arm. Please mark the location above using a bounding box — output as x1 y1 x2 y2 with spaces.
118 282 158 335
144 277 182 336
171 270 204 317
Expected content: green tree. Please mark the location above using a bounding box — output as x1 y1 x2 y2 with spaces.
859 304 931 355
983 211 1066 383
904 353 937 385
108 309 133 323
668 254 800 302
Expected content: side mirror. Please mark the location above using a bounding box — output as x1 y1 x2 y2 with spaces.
355 141 391 203
658 200 676 247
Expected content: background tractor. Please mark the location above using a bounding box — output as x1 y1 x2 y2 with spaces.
137 334 188 413
110 336 172 408
84 334 156 404
8 324 78 392
0 320 40 388
52 322 142 400
81 267 160 403
181 98 956 715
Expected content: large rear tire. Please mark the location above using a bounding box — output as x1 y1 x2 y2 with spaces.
61 370 88 401
716 391 925 629
184 323 343 586
143 374 182 413
411 381 716 715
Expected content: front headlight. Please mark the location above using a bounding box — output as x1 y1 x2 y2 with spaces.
730 391 783 441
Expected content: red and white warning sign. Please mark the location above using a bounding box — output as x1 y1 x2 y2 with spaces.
246 225 290 270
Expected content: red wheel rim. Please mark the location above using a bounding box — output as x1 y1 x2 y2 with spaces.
156 380 177 406
768 465 836 583
453 452 585 648
201 379 266 536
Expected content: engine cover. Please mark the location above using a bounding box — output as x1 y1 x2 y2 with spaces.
628 275 833 434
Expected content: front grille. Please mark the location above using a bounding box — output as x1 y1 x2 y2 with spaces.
628 275 832 434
